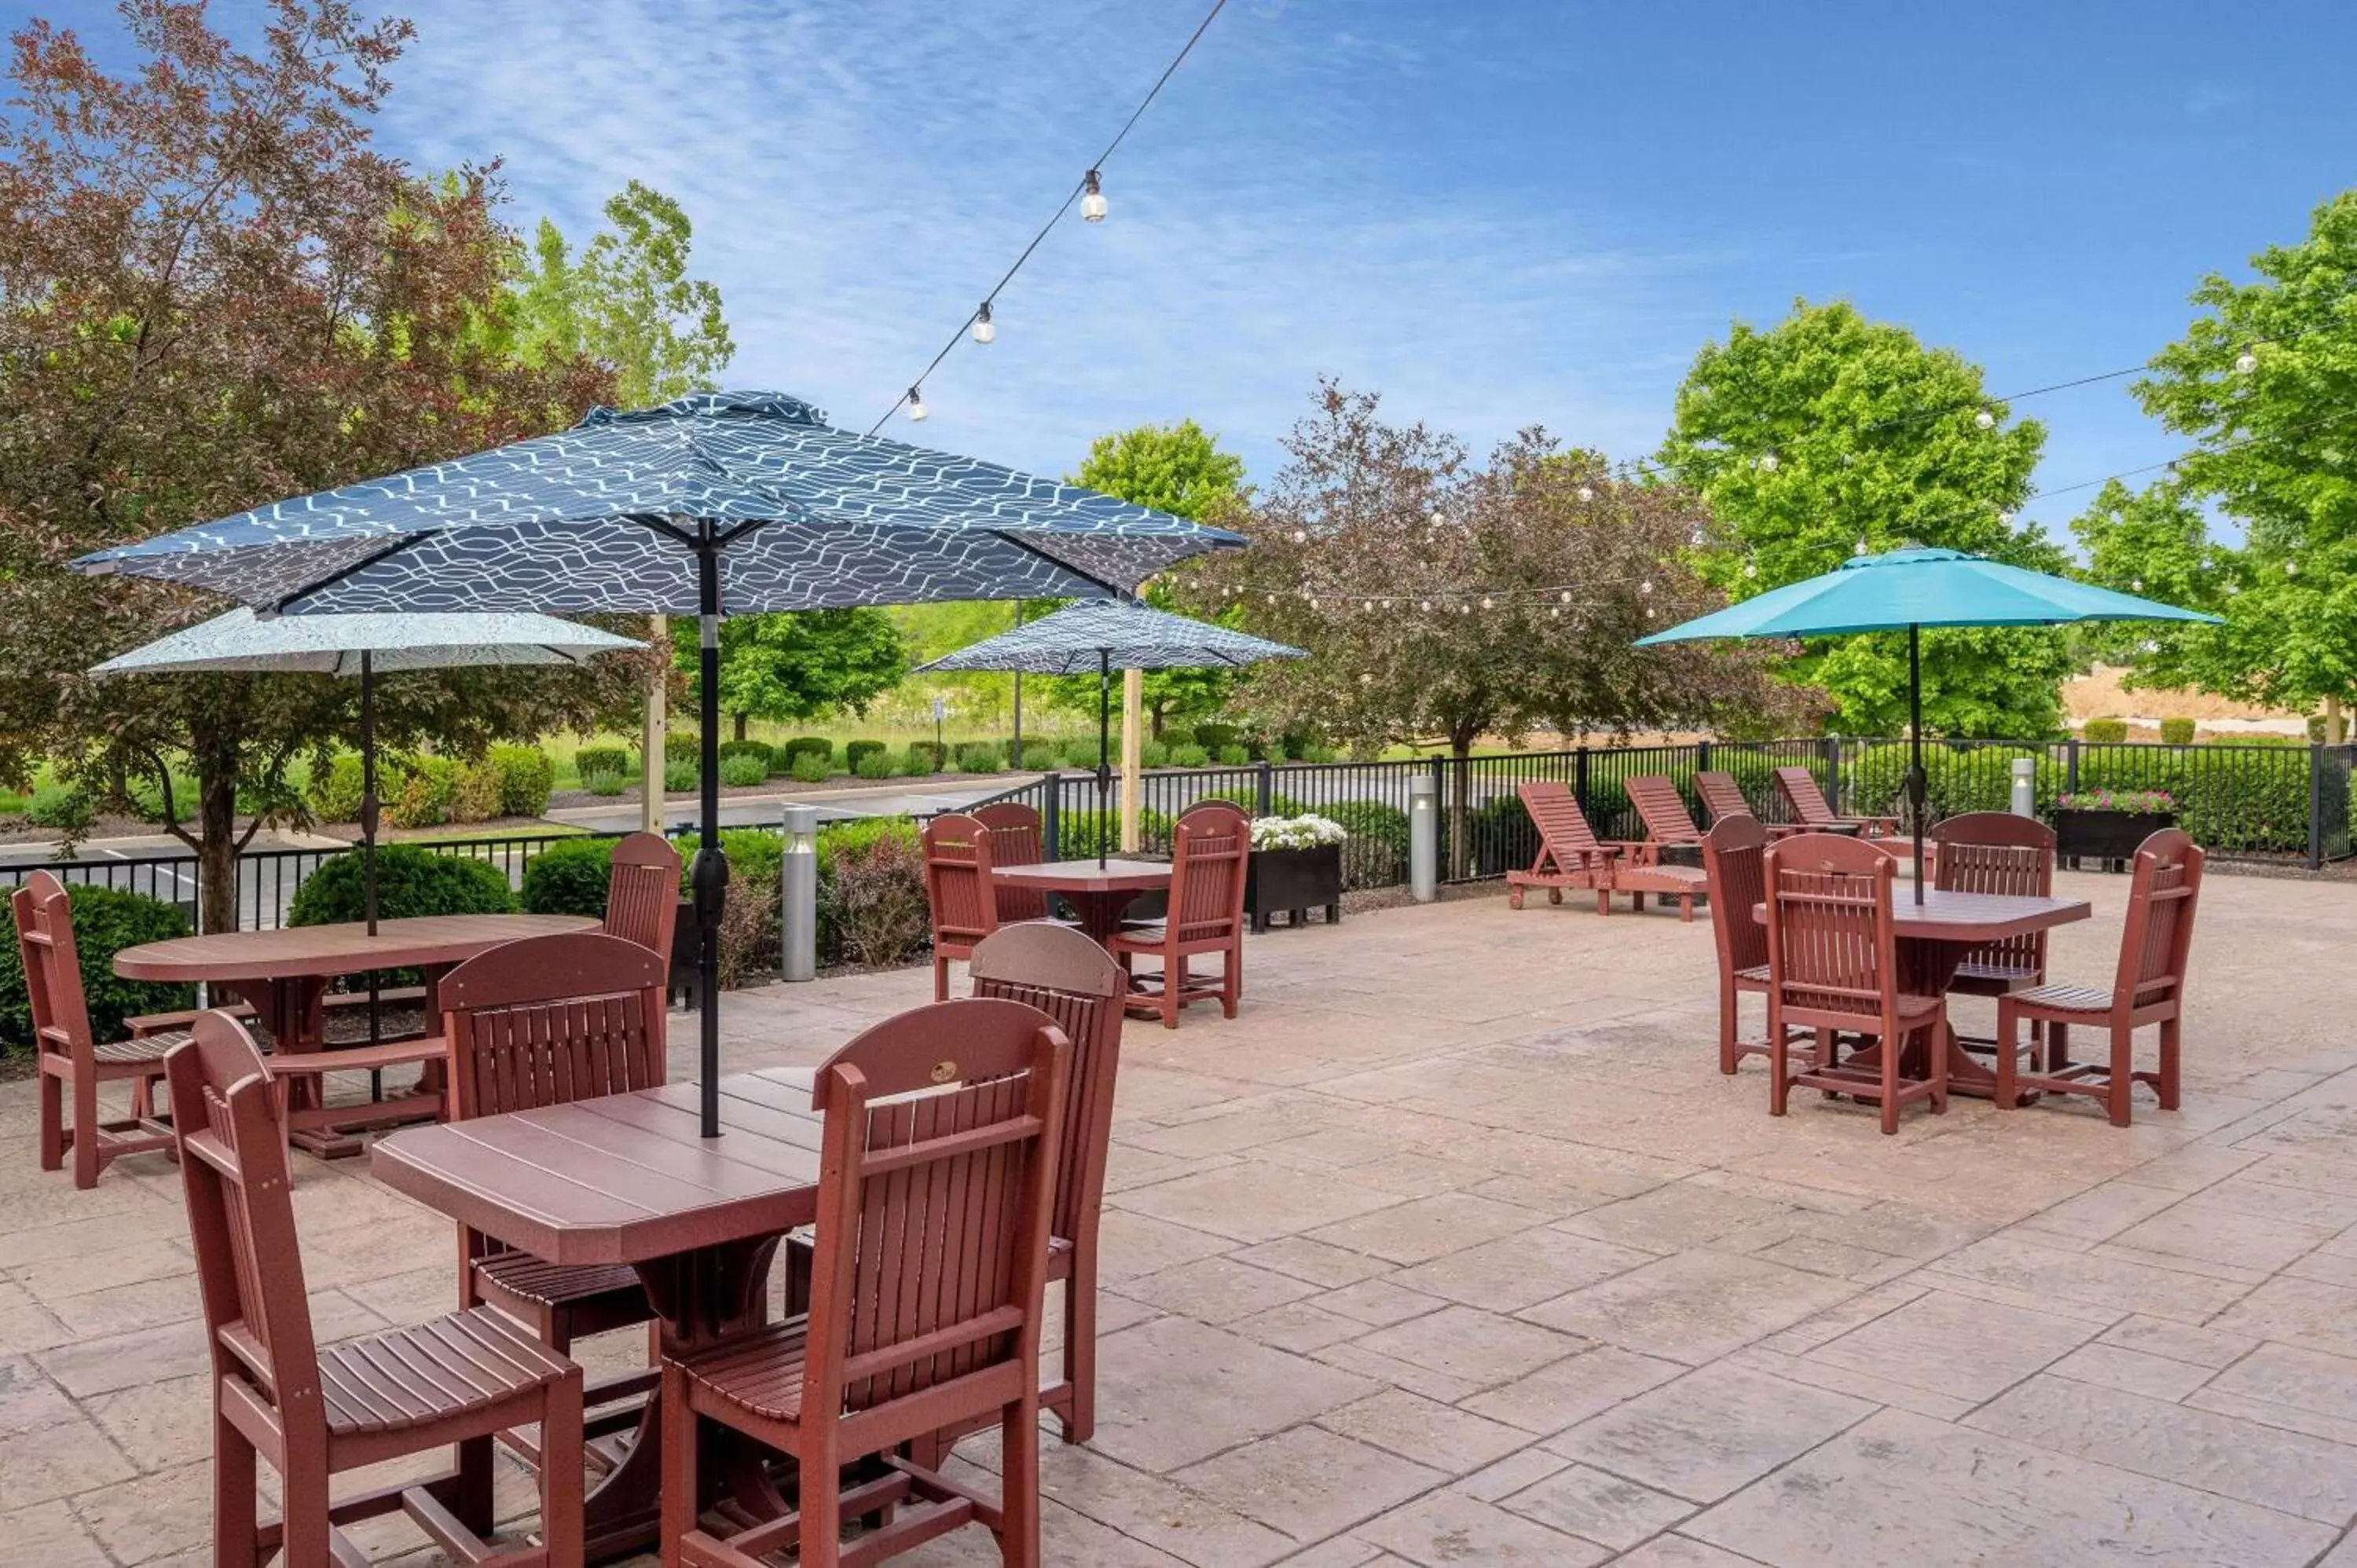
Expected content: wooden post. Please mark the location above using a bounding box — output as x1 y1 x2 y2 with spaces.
1120 667 1145 853
641 614 668 834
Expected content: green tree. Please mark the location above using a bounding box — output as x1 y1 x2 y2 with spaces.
2130 189 2357 739
0 1 638 932
506 180 735 406
680 610 907 742
1036 419 1250 735
1659 300 2072 738
2069 478 2238 692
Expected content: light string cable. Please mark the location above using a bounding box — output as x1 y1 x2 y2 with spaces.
866 0 1231 435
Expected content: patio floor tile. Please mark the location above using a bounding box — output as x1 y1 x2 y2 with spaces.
1541 1362 1872 1504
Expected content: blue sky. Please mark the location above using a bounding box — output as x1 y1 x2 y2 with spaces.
27 1 2357 540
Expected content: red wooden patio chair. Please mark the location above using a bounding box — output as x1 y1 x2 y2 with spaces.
1765 833 1949 1135
974 800 1050 923
1773 765 1900 838
601 830 682 970
167 1013 585 1568
662 997 1069 1568
1109 801 1248 1026
1505 781 1708 920
1930 813 2055 1061
1626 773 1705 855
1996 829 2203 1127
1702 816 1780 1075
441 932 669 1464
922 812 1000 1001
1695 770 1811 840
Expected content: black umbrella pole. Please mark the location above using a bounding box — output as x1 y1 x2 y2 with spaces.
1909 622 1926 904
1098 652 1112 869
361 655 379 936
691 537 728 1139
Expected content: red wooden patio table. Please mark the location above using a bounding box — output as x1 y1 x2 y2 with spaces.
374 1067 823 1562
1754 888 2090 1097
112 913 595 1154
992 857 1174 945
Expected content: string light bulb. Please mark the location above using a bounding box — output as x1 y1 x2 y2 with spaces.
1855 538 1868 556
2165 463 2181 482
1578 485 1594 503
1756 452 1779 473
1549 606 1561 619
1419 599 1431 612
2132 577 2144 592
1559 590 1572 604
2286 560 2299 577
1974 408 1995 430
1290 529 1307 543
1999 509 2015 526
904 386 927 422
2235 346 2258 374
971 302 995 344
1640 579 1654 595
1744 561 1758 579
1080 169 1107 222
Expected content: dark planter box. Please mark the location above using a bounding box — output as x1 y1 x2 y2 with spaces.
2055 809 2174 868
1247 843 1343 932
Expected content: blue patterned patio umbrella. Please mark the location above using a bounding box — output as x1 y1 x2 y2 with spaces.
917 598 1304 864
1637 545 2221 898
73 391 1242 1136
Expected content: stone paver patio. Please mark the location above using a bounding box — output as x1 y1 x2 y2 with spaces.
8 867 2357 1566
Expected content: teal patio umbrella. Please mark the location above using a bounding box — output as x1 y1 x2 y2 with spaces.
1635 545 2222 899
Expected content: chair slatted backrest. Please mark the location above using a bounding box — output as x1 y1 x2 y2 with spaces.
1702 816 1771 979
1773 767 1844 827
968 924 1124 1244
1168 803 1249 944
1695 771 1758 827
2115 829 2204 1006
922 813 999 947
439 932 669 1119
13 871 93 1066
801 998 1068 1431
1518 780 1604 862
603 831 683 968
1627 775 1703 847
973 802 1049 922
1764 833 1897 1026
1931 812 2056 976
167 1014 324 1445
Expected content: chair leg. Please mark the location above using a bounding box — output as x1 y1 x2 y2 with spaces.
2107 1026 2135 1128
1994 1005 2020 1110
38 1065 63 1172
1878 1028 1901 1135
933 955 951 1002
214 1406 260 1568
1929 1018 1949 1116
802 1442 843 1568
1060 1266 1095 1445
2158 1014 2182 1111
1717 980 1739 1075
453 1434 495 1537
72 1070 100 1189
279 1452 334 1568
999 1390 1043 1568
659 1364 695 1568
1221 940 1241 1020
538 1372 585 1568
1768 1022 1790 1118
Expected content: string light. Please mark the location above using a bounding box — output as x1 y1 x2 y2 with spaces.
1640 579 1654 595
2132 577 2144 592
1578 485 1594 502
1744 562 1758 578
2286 560 2299 577
1080 169 1107 222
970 302 995 344
1558 590 1572 603
904 386 927 423
1974 408 1995 430
2236 347 2259 374
1756 452 1779 473
1854 538 1868 555
1419 599 1431 612
1289 529 1307 542
1549 606 1561 619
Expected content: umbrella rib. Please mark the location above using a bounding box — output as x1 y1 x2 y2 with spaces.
264 533 420 616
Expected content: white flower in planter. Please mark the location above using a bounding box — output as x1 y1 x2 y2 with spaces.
1249 813 1348 851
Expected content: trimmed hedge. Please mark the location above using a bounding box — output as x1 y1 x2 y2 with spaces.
854 750 894 779
955 741 1004 774
844 740 888 773
902 741 944 775
720 753 768 786
2159 717 2195 746
574 746 632 780
2081 717 2129 743
0 885 194 1050
717 739 775 775
519 837 615 918
288 844 517 927
488 746 555 816
782 737 833 767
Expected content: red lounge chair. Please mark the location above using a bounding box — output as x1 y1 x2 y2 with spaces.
1695 770 1812 841
1773 765 1900 838
1626 774 1705 857
1505 781 1707 920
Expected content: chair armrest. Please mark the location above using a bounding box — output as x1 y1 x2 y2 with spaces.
1602 839 1657 866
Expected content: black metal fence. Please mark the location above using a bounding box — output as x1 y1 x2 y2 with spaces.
4 733 2347 932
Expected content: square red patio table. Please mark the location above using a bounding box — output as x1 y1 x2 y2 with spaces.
374 1067 823 1562
1754 887 2090 1097
992 856 1173 945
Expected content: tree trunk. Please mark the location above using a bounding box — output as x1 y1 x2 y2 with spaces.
1448 735 1474 882
196 771 240 935
2328 694 2347 746
732 711 747 743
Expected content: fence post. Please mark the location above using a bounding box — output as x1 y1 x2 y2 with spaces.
2308 744 2326 872
1820 734 1842 814
1042 771 1061 860
1427 756 1449 880
1695 738 1712 777
1255 759 1274 819
2065 738 2081 794
1574 747 1590 813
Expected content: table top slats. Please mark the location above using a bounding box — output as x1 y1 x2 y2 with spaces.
559 1091 827 1178
114 914 599 982
1752 888 2091 944
992 858 1174 893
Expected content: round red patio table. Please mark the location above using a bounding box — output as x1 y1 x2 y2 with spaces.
991 857 1175 945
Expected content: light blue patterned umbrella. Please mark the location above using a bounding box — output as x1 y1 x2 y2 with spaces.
72 390 1242 1136
917 598 1303 864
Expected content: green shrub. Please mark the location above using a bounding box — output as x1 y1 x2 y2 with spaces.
574 746 632 781
1849 742 2055 822
1215 744 1250 767
664 731 701 765
1064 739 1109 771
717 739 775 775
853 750 894 780
720 753 768 787
1141 742 1171 769
717 826 786 892
2078 742 2308 852
790 751 832 784
386 756 460 829
844 740 888 773
955 742 1003 774
489 746 555 817
1055 807 1171 861
307 754 367 821
782 736 833 767
2081 716 2129 743
1328 799 1409 888
2159 717 2196 746
0 885 193 1049
1193 723 1241 753
1168 743 1209 768
583 768 629 797
24 784 93 833
1158 724 1197 750
519 837 616 917
449 758 504 823
288 844 517 927
663 756 699 793
819 822 929 968
1299 744 1341 764
814 817 919 964
901 741 944 775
